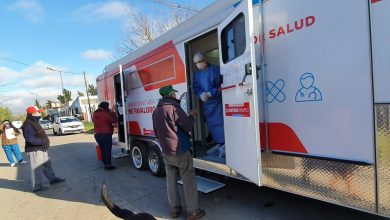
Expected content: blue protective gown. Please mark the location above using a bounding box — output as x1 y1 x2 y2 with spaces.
193 64 225 144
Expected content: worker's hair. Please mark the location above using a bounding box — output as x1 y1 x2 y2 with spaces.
1 120 19 133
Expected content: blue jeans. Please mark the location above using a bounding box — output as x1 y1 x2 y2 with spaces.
2 144 24 164
94 134 113 166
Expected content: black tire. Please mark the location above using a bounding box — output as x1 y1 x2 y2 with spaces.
53 128 57 135
147 145 166 177
130 141 148 170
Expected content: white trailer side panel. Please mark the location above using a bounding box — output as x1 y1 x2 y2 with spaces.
371 0 390 103
262 0 374 163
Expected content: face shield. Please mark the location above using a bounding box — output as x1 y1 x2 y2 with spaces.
193 52 207 70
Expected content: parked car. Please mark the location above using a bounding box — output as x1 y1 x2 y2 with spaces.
39 119 53 130
53 116 84 135
11 121 22 129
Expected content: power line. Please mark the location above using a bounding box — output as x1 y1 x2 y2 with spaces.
0 56 82 75
0 82 17 87
143 0 199 12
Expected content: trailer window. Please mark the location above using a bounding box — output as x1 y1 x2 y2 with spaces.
221 14 246 63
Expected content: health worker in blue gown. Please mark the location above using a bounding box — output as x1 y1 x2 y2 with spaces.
192 52 225 158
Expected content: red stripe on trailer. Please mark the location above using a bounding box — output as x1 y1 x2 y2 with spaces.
122 41 174 71
104 42 174 77
134 45 185 91
105 41 186 91
260 122 308 153
143 128 155 136
128 121 142 135
371 0 382 3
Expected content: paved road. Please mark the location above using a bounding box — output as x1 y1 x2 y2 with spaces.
0 131 387 220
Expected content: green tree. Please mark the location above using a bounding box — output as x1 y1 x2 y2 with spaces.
57 89 72 104
57 95 65 104
34 99 41 108
0 107 13 121
87 84 97 96
46 100 53 109
77 91 84 97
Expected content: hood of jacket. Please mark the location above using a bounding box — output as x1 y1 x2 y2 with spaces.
157 97 180 108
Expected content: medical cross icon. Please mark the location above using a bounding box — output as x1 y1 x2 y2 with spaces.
266 79 286 103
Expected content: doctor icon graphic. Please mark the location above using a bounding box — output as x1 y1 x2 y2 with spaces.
295 72 322 102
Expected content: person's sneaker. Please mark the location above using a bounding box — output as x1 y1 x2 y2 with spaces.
33 185 49 192
10 163 16 167
170 206 182 218
50 177 65 185
187 209 205 220
19 160 28 164
104 165 116 170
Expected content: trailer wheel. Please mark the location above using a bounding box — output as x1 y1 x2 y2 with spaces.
147 145 165 177
130 141 148 170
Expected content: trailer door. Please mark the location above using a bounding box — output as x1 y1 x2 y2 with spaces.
218 0 262 185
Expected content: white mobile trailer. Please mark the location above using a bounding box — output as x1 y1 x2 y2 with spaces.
97 0 390 217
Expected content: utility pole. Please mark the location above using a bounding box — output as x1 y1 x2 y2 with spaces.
83 71 93 122
59 70 64 97
47 67 65 98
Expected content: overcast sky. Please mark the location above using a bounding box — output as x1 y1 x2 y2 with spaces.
0 0 213 115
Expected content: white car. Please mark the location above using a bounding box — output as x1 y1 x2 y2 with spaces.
12 121 23 129
53 116 84 135
39 119 53 130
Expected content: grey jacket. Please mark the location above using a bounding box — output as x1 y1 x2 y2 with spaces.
152 97 194 155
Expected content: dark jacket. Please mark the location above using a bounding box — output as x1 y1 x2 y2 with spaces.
152 97 193 155
93 108 117 134
22 115 50 152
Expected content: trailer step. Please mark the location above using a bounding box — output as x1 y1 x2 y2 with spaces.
112 152 130 159
178 176 225 194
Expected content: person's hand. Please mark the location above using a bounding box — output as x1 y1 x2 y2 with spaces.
189 109 198 117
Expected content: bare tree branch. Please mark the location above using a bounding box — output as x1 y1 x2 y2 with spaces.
116 2 198 56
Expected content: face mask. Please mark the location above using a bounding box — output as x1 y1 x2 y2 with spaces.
33 116 41 121
196 63 206 70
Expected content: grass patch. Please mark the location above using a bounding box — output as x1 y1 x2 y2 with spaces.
83 122 94 134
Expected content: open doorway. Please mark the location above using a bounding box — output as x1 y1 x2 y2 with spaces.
114 74 125 143
185 30 225 164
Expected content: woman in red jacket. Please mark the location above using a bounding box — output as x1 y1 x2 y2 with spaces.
93 102 117 170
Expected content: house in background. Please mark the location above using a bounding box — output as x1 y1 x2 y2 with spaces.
69 95 98 122
46 101 62 116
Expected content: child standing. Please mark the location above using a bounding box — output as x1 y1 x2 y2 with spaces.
0 120 27 167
